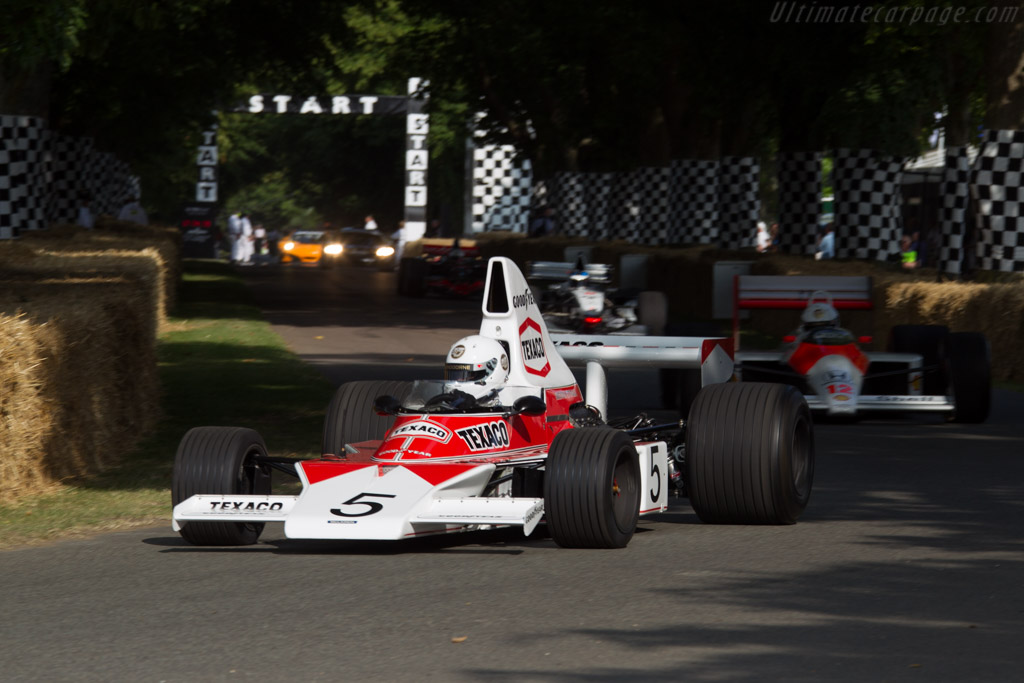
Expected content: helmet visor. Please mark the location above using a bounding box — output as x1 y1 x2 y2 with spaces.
444 363 490 383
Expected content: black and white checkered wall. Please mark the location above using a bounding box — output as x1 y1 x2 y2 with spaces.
0 114 140 239
0 116 48 239
777 151 822 255
672 159 721 245
938 146 970 276
470 143 532 232
718 157 759 250
832 149 904 261
972 129 1024 273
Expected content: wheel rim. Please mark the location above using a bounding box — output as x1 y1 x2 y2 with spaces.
611 449 638 531
790 414 812 498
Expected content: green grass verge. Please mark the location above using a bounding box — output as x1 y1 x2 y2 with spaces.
0 260 334 549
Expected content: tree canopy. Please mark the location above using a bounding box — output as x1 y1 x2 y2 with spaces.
1 0 1021 226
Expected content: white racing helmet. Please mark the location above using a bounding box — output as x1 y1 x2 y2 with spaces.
443 335 510 398
801 290 840 328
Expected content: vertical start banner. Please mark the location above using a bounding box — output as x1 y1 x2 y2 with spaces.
404 77 428 244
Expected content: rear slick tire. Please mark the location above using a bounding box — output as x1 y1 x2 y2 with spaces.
322 380 413 455
543 427 640 549
686 382 814 525
172 426 272 546
947 332 991 423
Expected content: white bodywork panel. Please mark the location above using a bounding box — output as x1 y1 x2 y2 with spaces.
553 333 734 419
172 441 672 539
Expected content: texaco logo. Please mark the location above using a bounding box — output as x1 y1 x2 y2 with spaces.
518 318 550 377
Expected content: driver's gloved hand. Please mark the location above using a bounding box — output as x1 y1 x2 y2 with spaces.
449 389 476 409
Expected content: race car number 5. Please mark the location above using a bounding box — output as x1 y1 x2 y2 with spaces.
330 492 396 517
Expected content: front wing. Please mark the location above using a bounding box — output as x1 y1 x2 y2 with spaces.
173 444 669 541
737 350 955 415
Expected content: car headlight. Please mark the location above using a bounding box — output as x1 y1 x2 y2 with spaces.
283 241 295 251
324 243 343 256
376 245 395 258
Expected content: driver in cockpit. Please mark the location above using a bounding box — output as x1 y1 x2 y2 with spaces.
437 335 511 410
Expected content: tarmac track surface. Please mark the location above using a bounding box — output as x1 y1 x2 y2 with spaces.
2 263 1023 682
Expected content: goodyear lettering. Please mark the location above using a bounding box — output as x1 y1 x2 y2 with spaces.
207 501 284 511
512 289 535 309
456 421 511 452
521 337 545 361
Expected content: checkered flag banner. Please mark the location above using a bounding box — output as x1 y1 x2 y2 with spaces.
671 159 720 245
972 129 1024 273
937 146 971 276
0 116 48 238
469 142 532 232
777 151 822 255
833 149 905 261
718 157 760 250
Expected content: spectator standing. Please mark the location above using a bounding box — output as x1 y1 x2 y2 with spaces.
900 234 919 269
529 207 557 237
266 226 281 260
769 222 780 253
755 221 771 253
816 223 835 260
118 196 148 225
364 215 378 231
228 213 243 263
253 223 267 261
76 195 94 229
239 213 254 264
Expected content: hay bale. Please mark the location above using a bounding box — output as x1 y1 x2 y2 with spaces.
0 274 159 503
17 223 181 315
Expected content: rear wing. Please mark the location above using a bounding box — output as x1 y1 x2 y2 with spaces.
527 261 613 284
552 333 733 419
733 275 873 349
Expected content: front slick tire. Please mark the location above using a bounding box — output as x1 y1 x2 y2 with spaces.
544 427 640 549
172 426 271 546
686 383 813 525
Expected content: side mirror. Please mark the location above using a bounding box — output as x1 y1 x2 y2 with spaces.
512 395 546 417
373 394 402 416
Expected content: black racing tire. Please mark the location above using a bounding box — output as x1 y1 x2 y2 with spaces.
889 324 950 395
637 291 667 336
172 426 272 546
322 380 413 455
686 382 814 525
947 332 991 423
398 257 427 297
543 427 641 549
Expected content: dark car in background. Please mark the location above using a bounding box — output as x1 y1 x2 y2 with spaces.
334 228 396 270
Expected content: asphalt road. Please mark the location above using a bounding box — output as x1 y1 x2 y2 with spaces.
3 263 1023 682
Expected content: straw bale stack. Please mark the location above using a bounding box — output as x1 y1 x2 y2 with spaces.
20 221 181 317
0 274 159 503
0 223 176 503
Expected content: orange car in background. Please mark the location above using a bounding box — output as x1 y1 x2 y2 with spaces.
278 229 343 265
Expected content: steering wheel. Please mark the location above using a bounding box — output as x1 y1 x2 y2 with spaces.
423 391 477 413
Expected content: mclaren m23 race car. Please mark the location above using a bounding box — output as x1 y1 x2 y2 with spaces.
172 258 814 549
396 238 486 298
733 275 991 423
526 259 668 335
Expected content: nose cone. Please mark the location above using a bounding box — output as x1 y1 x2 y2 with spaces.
805 355 862 415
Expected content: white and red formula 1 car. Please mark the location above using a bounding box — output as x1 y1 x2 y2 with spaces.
733 275 991 423
172 258 814 549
